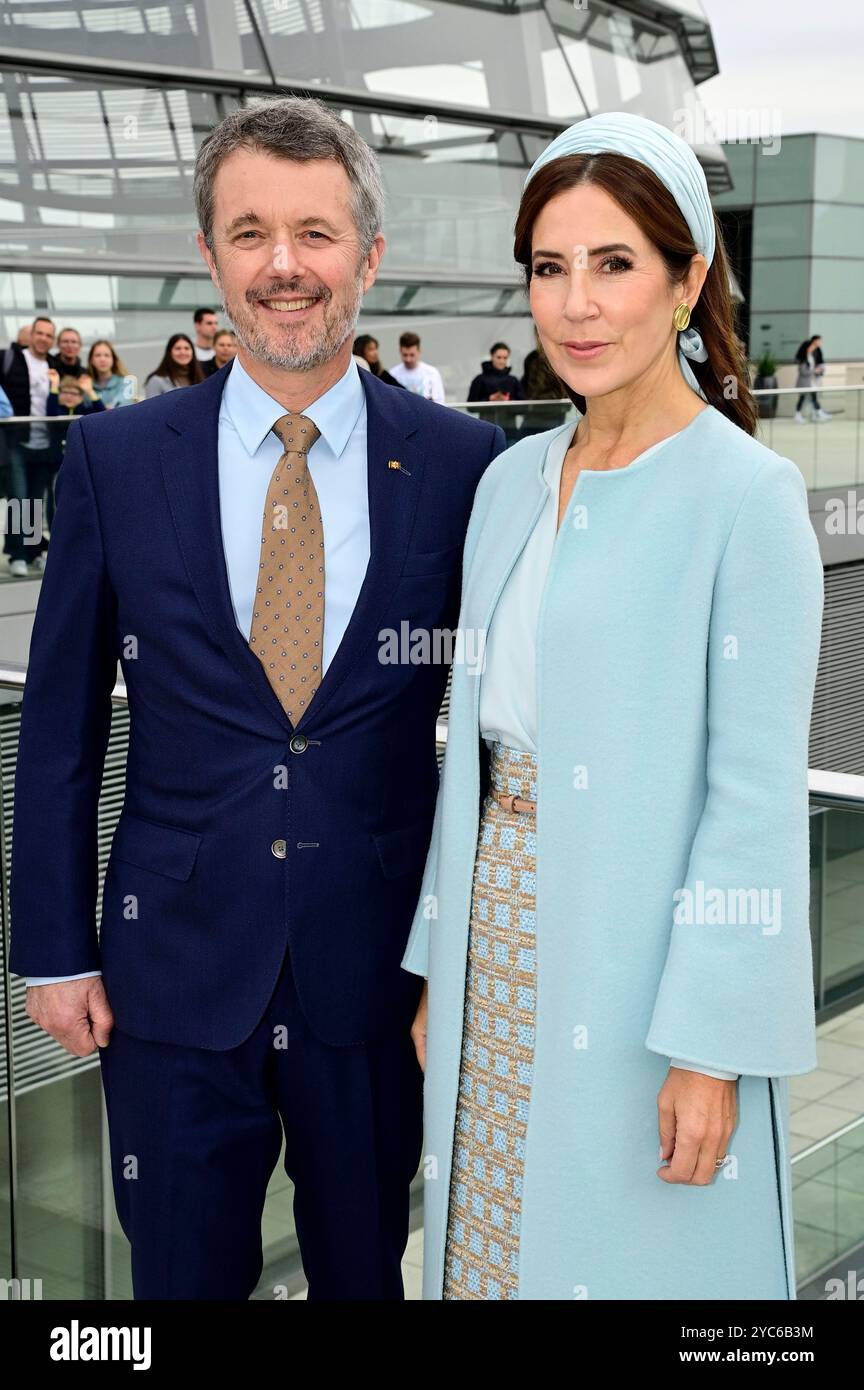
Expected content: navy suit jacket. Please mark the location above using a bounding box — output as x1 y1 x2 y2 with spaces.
9 363 505 1050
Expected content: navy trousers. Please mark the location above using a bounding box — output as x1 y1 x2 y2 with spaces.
98 949 424 1300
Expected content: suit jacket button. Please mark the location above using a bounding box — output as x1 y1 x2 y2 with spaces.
289 734 308 754
271 839 287 858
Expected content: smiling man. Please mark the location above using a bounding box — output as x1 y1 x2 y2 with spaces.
9 96 505 1301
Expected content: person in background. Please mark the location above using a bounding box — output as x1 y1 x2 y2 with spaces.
201 328 238 378
352 333 403 388
50 327 87 381
467 342 524 403
144 334 204 397
0 382 10 491
794 334 830 423
16 325 32 348
520 326 570 434
44 372 105 530
388 331 445 402
0 315 56 576
88 340 136 409
193 307 219 362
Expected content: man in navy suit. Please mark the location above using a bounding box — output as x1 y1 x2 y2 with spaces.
9 96 504 1299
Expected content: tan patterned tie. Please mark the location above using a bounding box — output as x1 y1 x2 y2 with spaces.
248 412 324 724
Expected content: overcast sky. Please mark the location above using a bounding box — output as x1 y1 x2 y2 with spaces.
698 0 863 139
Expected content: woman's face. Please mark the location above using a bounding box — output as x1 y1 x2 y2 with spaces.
528 182 705 401
90 344 113 376
171 338 194 367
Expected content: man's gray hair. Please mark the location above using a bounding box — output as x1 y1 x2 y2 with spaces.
194 95 384 255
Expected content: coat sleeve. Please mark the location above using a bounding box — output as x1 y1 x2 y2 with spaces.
8 420 118 977
400 775 446 978
645 455 824 1077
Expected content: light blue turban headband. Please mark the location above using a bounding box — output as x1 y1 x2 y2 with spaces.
524 111 714 400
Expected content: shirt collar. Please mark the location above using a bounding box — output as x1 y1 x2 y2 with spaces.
220 354 365 459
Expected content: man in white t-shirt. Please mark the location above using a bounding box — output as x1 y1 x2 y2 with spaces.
388 332 445 403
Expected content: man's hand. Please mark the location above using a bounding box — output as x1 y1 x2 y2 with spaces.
657 1067 737 1185
410 981 428 1073
25 976 114 1057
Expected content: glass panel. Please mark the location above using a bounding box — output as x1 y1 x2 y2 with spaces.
0 71 553 283
251 0 715 130
812 203 864 263
813 134 864 204
250 0 588 119
754 133 815 202
452 396 575 449
752 202 812 259
753 388 863 492
793 1118 864 1291
545 0 709 131
0 779 12 1289
822 810 864 1007
12 1068 105 1298
0 72 225 268
811 257 864 316
712 141 757 208
0 0 268 76
750 257 811 312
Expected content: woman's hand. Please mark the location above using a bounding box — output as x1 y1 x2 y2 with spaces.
411 981 428 1073
656 1067 737 1184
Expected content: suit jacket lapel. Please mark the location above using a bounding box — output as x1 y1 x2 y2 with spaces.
158 363 426 732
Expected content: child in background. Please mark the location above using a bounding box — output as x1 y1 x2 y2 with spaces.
44 371 105 527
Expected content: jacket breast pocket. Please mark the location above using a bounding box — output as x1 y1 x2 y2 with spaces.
400 543 463 578
109 813 202 882
373 819 434 880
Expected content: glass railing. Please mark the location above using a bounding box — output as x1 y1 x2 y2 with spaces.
1 645 863 1299
793 1114 864 1296
451 385 864 492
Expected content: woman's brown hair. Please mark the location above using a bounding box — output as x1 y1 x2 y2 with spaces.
514 153 756 436
87 339 128 379
146 333 204 387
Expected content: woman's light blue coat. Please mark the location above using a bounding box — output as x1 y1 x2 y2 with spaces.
402 404 825 1300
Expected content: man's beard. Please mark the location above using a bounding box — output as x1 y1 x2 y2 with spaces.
217 269 366 371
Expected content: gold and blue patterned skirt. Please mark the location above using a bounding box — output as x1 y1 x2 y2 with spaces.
443 742 537 1300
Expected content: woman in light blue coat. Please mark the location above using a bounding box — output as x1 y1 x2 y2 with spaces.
401 112 824 1301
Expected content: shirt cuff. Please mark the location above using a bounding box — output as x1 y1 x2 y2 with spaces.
26 971 103 986
669 1057 739 1081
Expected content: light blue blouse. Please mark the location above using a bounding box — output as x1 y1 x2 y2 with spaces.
478 419 738 1084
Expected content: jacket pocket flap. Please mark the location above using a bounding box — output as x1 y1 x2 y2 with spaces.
110 813 202 881
373 819 433 880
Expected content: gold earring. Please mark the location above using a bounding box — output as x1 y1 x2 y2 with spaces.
673 302 691 331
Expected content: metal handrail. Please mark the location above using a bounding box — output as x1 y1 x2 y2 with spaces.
790 1109 864 1165
449 385 864 408
2 383 862 423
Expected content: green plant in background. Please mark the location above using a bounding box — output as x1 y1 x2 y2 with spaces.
756 350 777 378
